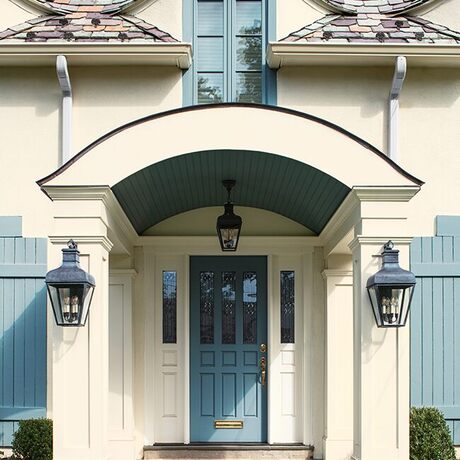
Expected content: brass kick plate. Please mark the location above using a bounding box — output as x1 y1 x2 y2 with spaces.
214 420 244 429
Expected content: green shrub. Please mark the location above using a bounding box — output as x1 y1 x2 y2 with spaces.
410 407 456 460
12 419 52 460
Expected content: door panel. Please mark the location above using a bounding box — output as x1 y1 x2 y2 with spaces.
190 256 267 442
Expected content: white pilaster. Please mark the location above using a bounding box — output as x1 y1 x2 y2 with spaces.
349 187 416 460
50 239 112 460
322 269 354 460
46 190 116 460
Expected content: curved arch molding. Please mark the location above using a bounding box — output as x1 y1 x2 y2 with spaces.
38 104 423 235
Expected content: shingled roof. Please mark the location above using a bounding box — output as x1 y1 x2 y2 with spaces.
34 0 135 14
281 14 460 44
322 0 432 15
0 13 178 42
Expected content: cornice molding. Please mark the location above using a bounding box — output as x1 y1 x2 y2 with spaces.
43 185 138 250
353 185 420 202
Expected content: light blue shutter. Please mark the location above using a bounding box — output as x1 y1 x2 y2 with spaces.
0 217 47 447
411 216 460 444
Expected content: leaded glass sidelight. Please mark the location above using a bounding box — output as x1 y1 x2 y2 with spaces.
162 271 177 344
200 271 215 344
243 271 257 344
222 272 236 344
281 271 295 343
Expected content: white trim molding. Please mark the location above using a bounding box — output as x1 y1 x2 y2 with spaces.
0 43 192 68
268 42 460 69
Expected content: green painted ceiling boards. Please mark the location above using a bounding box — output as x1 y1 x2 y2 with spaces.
111 150 351 235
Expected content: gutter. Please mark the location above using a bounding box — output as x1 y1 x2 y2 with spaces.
267 43 460 68
388 56 407 162
56 55 72 164
0 43 192 68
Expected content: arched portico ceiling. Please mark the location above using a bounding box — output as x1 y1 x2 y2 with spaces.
38 104 423 235
112 150 350 235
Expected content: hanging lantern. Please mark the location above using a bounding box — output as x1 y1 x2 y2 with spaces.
366 241 416 328
216 179 242 252
46 240 95 327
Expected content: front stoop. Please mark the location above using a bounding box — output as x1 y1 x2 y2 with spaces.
144 444 314 460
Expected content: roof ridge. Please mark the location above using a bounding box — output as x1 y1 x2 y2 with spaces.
279 15 340 42
406 15 460 41
120 15 179 42
0 15 57 41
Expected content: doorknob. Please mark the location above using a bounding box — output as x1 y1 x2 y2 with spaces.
260 357 267 387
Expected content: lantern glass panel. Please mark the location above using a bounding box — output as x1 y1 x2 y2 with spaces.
368 285 414 327
48 283 94 327
219 227 240 251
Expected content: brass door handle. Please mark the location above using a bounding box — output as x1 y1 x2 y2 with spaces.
260 357 266 387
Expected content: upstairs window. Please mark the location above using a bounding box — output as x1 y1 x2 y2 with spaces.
186 0 274 105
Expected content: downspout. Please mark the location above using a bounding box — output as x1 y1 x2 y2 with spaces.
388 56 407 162
56 55 72 164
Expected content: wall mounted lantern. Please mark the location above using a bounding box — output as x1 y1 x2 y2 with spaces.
216 179 242 252
366 241 416 328
46 240 95 327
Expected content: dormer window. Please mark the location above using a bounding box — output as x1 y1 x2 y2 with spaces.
185 0 274 105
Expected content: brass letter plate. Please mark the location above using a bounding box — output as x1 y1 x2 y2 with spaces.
214 420 244 429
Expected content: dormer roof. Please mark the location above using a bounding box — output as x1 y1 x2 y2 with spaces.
281 14 460 44
321 0 432 15
0 13 178 43
33 0 135 14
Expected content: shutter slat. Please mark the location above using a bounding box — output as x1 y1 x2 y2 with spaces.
411 230 460 444
0 235 47 447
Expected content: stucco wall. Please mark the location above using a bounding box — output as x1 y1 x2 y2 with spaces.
0 64 182 239
277 65 460 236
129 0 183 41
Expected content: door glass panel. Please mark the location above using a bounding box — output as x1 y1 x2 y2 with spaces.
222 271 236 344
200 271 215 344
281 271 295 343
162 271 177 344
243 271 257 344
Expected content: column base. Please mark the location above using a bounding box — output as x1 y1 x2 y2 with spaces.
322 437 353 460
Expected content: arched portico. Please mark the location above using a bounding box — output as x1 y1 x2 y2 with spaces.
40 104 422 460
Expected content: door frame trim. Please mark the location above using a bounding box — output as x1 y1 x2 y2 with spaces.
188 255 269 443
143 239 315 446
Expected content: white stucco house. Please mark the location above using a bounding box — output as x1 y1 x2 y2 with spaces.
0 0 459 459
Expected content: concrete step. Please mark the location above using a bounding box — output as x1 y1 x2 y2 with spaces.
144 444 314 460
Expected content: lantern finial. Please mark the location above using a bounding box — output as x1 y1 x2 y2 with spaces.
68 239 78 250
384 240 394 251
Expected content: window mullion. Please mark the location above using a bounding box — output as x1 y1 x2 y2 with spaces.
227 0 233 102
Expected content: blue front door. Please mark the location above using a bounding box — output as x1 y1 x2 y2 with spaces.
190 256 267 442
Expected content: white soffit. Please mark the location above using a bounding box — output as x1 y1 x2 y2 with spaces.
267 43 460 68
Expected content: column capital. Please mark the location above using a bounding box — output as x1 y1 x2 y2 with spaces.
349 236 412 252
49 235 113 253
